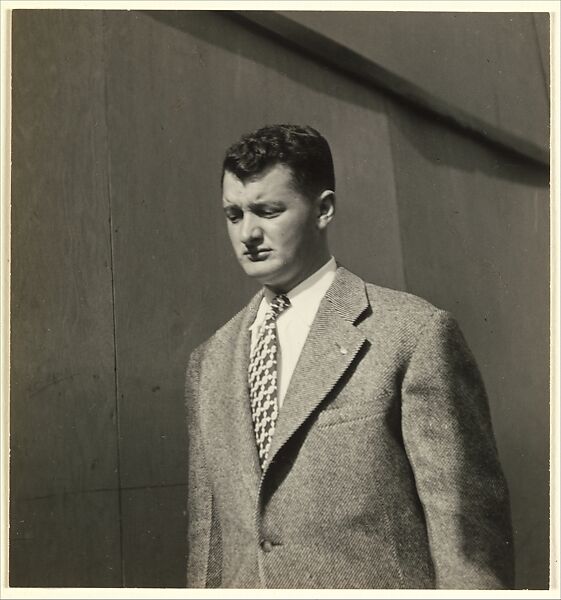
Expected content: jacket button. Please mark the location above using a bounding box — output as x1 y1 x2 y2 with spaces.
261 540 273 552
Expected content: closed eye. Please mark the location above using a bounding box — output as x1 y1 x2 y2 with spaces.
253 205 284 218
224 207 242 223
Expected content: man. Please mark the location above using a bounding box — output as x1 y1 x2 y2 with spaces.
185 124 514 589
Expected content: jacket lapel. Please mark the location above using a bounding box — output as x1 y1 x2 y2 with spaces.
265 267 370 472
199 291 263 498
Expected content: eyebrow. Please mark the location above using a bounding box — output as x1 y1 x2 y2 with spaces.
222 199 285 210
248 200 284 210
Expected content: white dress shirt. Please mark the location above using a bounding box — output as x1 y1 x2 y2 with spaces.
249 257 337 408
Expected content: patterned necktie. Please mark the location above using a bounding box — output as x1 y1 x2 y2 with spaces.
248 294 291 470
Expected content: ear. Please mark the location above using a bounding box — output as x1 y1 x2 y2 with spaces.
316 190 335 230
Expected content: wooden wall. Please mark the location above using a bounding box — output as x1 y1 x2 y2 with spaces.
269 11 550 161
10 11 121 587
9 10 550 589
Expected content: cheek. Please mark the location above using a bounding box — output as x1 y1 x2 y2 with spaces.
278 218 315 251
279 212 311 237
272 226 300 253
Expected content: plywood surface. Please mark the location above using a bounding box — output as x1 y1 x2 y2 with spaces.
387 102 549 589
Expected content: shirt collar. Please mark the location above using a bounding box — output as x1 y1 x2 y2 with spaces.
249 257 337 331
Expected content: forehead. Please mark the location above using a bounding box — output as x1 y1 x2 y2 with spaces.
222 164 299 203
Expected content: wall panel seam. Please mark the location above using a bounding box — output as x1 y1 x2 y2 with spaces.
383 99 410 294
100 11 125 588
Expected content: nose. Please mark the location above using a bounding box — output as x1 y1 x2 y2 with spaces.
240 215 263 246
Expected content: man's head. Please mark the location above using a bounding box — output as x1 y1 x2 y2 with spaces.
221 124 336 293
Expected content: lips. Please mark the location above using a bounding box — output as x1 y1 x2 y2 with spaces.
244 248 272 261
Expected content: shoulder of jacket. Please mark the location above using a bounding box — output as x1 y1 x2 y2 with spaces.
358 282 460 360
366 282 442 313
362 281 453 332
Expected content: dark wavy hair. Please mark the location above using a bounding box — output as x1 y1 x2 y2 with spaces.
221 124 335 198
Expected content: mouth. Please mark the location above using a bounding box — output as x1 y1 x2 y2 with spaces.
243 248 272 262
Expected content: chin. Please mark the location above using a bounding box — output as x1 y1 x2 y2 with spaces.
241 263 290 290
240 260 278 282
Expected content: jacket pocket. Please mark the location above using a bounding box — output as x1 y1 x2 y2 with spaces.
315 394 392 428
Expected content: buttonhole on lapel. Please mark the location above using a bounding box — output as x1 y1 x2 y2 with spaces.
336 343 348 355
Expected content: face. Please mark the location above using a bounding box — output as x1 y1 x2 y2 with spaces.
222 164 333 292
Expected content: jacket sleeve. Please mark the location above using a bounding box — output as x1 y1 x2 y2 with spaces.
401 309 514 589
185 349 222 587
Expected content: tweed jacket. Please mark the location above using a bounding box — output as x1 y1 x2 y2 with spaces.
185 266 514 589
